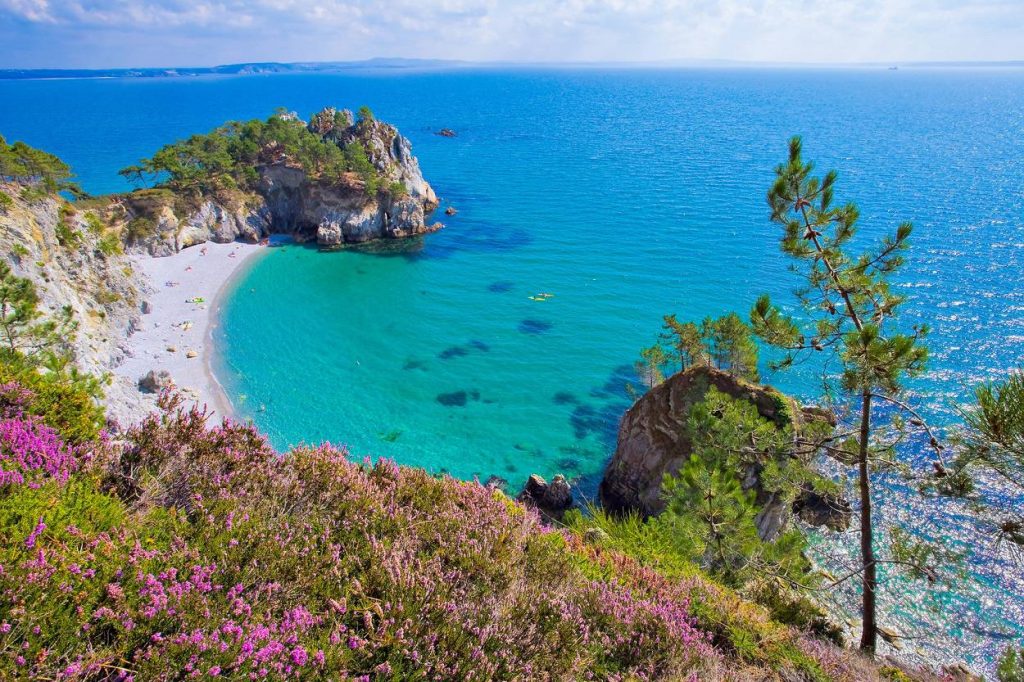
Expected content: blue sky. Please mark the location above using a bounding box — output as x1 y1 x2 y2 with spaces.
1 0 1022 69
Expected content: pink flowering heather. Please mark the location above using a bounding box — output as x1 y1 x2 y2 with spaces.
0 394 927 681
0 415 82 488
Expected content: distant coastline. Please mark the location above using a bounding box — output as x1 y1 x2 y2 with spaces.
3 57 1024 80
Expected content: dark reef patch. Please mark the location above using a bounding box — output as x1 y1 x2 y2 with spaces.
468 340 491 352
570 403 623 448
488 281 515 293
403 358 427 371
438 346 469 360
553 391 578 405
437 391 468 407
436 390 481 407
518 319 553 335
556 457 581 473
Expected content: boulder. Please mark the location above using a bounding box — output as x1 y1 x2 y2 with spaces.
517 474 574 521
316 223 343 246
484 475 509 489
138 369 174 393
793 485 852 531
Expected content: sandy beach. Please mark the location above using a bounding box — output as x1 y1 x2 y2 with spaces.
110 241 268 425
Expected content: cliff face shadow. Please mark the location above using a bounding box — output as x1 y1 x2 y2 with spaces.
337 236 427 258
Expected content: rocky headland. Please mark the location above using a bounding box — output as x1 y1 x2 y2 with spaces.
115 107 439 256
600 364 851 539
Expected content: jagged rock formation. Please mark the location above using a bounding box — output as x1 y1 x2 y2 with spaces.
117 108 439 256
599 365 849 540
0 185 146 419
517 473 574 522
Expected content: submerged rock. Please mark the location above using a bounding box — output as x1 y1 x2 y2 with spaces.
484 475 508 489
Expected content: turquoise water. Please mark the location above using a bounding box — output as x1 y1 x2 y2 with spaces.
2 67 1023 672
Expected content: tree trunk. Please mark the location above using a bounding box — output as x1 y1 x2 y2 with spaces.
858 390 877 653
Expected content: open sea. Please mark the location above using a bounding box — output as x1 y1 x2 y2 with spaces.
2 66 1022 674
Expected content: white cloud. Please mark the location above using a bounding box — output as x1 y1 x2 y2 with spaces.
0 0 1022 67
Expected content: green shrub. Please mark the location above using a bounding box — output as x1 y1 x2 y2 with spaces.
126 215 158 241
387 180 409 199
0 358 105 443
97 231 123 256
0 189 12 211
120 109 386 199
1000 645 1024 682
84 210 105 235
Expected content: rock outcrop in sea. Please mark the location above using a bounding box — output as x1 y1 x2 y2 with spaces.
517 473 574 522
599 364 850 540
117 108 440 256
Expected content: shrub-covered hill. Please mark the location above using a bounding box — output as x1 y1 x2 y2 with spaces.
0 378 949 681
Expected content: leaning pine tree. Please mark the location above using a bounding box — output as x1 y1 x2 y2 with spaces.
750 137 942 652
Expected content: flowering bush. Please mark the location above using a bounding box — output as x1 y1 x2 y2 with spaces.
0 387 939 680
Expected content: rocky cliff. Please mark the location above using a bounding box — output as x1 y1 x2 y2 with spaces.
117 108 439 256
599 365 849 540
0 184 146 420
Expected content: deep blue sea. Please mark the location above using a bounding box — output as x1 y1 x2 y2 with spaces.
2 67 1022 674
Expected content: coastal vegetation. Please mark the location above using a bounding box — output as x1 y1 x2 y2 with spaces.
119 107 388 198
0 354 906 680
0 146 937 679
0 134 78 198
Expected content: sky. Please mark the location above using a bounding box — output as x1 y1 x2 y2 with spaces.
0 0 1022 69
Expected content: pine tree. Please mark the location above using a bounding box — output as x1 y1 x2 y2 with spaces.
659 312 759 381
750 137 936 652
635 343 669 388
0 261 76 363
661 388 816 587
661 314 706 369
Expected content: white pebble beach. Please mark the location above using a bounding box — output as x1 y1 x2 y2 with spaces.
110 240 268 424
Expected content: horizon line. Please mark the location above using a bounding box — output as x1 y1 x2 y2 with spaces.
3 56 1024 77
